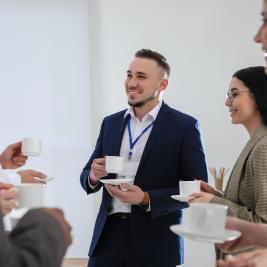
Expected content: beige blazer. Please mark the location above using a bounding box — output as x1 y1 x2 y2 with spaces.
212 125 267 223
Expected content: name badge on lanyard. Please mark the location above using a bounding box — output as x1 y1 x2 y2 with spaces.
127 117 154 160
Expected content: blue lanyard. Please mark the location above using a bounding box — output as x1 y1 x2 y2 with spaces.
127 117 154 160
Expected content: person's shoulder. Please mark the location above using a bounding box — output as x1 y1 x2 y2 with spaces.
163 103 198 124
103 109 128 122
254 134 267 149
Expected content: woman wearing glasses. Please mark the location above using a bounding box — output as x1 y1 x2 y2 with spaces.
192 66 267 224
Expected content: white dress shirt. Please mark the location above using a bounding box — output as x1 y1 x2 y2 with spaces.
110 100 162 214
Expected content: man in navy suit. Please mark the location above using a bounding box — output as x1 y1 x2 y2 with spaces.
80 49 208 267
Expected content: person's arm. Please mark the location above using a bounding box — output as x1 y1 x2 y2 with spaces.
0 208 71 267
219 217 267 252
147 119 208 218
179 119 208 182
211 144 267 223
80 119 108 194
218 248 267 267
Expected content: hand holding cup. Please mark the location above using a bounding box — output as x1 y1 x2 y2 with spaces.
0 141 28 169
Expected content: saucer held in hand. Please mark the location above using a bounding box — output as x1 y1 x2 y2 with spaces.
170 224 241 244
100 178 134 186
33 177 55 183
171 195 195 202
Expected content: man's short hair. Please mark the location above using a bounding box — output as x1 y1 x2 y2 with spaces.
135 49 170 78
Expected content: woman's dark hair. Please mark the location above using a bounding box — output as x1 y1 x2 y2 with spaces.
233 66 267 126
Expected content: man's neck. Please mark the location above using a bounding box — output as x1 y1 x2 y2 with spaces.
133 100 160 121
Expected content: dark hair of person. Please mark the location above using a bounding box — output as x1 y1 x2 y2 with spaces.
233 66 267 126
135 49 170 77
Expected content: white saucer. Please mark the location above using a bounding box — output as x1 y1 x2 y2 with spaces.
100 178 134 186
34 177 54 183
170 224 241 243
171 195 195 202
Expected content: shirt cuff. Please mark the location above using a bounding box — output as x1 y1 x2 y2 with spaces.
88 170 99 189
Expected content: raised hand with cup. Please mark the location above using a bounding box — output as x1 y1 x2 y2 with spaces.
89 158 108 186
89 156 124 186
0 141 28 169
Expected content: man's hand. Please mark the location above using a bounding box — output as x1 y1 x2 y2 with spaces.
41 208 72 246
0 142 28 169
17 169 47 183
0 182 17 215
217 217 267 252
105 183 144 205
218 248 267 267
90 158 108 185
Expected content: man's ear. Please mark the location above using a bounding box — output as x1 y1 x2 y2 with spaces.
160 79 168 91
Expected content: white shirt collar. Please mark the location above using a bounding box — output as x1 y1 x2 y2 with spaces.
124 100 163 122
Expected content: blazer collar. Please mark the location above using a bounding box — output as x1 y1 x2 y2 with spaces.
224 125 267 202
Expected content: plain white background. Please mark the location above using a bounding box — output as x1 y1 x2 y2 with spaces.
0 0 263 266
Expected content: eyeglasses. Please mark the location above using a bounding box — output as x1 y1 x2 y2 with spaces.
225 90 250 102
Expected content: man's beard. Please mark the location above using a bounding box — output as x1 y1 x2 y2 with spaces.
128 94 155 108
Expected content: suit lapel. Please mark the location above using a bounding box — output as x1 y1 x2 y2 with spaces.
113 113 129 155
137 103 172 172
224 125 267 202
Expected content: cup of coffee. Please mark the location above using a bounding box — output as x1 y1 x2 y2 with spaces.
15 183 45 209
189 203 228 237
179 180 200 196
22 137 42 156
105 156 124 174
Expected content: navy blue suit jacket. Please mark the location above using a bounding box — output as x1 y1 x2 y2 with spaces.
80 103 208 266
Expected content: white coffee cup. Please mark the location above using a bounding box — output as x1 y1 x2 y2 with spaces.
22 137 42 156
105 156 124 174
189 203 228 237
179 180 200 196
15 183 45 209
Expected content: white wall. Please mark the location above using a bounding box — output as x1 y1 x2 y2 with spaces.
0 0 94 258
88 0 263 266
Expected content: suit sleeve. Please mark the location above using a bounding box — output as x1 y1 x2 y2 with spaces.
179 119 208 181
211 143 267 223
148 119 208 218
0 209 67 267
80 119 105 194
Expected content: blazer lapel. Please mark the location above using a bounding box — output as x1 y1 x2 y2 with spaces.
224 125 267 202
137 103 172 172
113 113 129 155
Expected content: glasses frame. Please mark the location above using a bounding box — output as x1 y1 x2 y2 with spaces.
225 90 250 102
